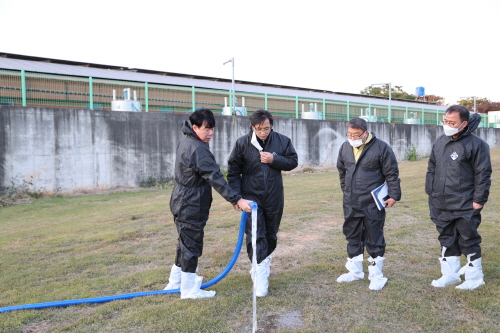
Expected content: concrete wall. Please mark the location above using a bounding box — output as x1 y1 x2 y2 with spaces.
1 106 499 193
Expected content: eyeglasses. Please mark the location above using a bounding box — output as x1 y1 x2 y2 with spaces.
441 120 464 127
346 132 364 139
254 127 272 133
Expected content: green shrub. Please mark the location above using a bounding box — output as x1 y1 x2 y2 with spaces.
407 145 418 161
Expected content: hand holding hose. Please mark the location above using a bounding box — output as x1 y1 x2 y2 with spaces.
236 199 253 212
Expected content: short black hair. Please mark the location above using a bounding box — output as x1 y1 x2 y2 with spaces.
189 108 215 128
446 105 470 122
346 118 367 132
250 109 273 127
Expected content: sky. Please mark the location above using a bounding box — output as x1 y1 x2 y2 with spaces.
1 0 499 105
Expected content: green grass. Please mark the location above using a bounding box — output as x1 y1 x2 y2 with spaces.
1 149 500 332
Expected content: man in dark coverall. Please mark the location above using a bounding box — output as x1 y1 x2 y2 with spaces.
227 109 298 297
336 118 401 290
164 108 252 299
426 105 491 290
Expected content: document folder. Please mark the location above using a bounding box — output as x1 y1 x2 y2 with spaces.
371 183 390 210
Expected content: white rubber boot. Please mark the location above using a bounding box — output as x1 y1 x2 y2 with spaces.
180 272 216 299
431 247 461 288
163 264 182 290
265 255 272 278
456 254 485 290
250 256 271 297
336 254 364 283
368 256 388 290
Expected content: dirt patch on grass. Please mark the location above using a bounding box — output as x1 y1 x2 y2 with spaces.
284 165 337 175
0 185 169 207
269 216 343 275
253 310 304 332
0 193 35 206
63 185 158 196
22 321 56 333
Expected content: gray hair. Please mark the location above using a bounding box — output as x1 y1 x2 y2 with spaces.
346 118 367 132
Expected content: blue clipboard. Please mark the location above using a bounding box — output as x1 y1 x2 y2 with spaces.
371 183 390 210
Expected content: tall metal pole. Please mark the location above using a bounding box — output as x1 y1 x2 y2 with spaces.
460 95 477 113
224 58 235 115
388 82 392 123
232 58 235 111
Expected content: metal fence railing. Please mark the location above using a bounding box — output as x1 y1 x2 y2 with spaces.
0 69 489 126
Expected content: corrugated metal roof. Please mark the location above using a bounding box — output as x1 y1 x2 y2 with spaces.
0 52 446 110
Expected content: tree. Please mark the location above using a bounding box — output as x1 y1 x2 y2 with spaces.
360 85 416 100
458 97 500 114
361 85 448 105
417 95 446 106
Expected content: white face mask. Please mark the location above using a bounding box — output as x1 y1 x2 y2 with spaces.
347 132 366 147
443 122 464 136
348 138 364 147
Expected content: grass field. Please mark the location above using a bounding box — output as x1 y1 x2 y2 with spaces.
1 148 500 332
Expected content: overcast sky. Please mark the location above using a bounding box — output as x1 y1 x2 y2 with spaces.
1 0 498 105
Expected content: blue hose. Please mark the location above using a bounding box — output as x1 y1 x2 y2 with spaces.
0 205 255 313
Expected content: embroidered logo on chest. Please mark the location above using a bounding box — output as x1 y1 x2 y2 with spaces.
450 151 458 160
